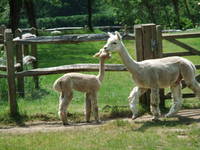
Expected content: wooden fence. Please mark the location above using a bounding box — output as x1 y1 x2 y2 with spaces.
0 25 6 47
134 24 200 109
1 24 200 116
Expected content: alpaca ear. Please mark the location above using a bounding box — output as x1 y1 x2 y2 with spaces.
115 31 122 40
107 32 114 37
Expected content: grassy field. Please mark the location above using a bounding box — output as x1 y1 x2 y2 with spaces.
0 119 200 150
0 30 200 149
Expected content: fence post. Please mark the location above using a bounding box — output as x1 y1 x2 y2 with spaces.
31 27 39 89
134 24 164 111
134 24 150 111
156 25 165 109
15 29 24 97
22 29 29 56
5 29 18 116
0 24 6 36
0 25 6 49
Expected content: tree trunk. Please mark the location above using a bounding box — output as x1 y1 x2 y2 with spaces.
171 0 182 29
8 0 22 33
87 0 93 31
24 0 37 31
163 5 172 28
183 0 195 28
143 0 156 23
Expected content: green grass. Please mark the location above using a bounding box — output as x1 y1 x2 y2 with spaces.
0 30 200 150
0 32 200 124
0 119 200 150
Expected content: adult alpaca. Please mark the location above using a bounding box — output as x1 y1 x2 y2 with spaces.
103 31 200 120
53 49 110 125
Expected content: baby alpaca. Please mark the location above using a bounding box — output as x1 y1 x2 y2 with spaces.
53 49 110 125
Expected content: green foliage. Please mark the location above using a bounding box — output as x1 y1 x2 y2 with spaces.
103 0 200 29
1 0 200 29
18 14 116 28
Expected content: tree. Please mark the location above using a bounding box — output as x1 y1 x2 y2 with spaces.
87 0 93 31
8 0 37 34
142 0 156 23
183 0 195 27
8 0 22 33
24 0 37 28
171 0 182 29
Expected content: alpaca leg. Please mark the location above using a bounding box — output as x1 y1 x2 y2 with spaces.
166 83 182 117
85 93 92 123
150 88 161 120
91 92 100 123
181 64 200 98
58 92 73 125
128 87 147 119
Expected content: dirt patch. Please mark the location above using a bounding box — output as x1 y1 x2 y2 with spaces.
0 109 200 134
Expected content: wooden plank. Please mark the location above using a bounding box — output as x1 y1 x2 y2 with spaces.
163 32 200 39
23 44 29 55
15 29 24 97
156 25 163 58
13 33 109 44
0 63 21 71
138 24 157 111
164 93 195 99
31 27 39 89
45 26 123 32
21 26 125 32
15 64 127 77
142 24 155 59
46 27 83 31
195 65 200 69
13 33 134 44
163 52 195 57
5 29 18 116
134 25 143 61
165 38 200 55
156 25 165 108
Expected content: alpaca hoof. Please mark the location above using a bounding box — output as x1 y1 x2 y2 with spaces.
132 115 138 120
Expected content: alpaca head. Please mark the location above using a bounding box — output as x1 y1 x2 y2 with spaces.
103 31 122 52
93 48 111 59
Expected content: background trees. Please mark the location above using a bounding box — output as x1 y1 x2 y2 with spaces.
0 0 199 30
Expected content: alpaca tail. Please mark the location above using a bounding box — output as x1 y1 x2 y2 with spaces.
53 78 62 92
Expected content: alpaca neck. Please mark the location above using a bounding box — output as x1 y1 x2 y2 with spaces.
118 42 139 74
97 57 105 82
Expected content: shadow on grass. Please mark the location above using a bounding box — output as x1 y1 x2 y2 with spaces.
134 115 200 132
0 112 28 127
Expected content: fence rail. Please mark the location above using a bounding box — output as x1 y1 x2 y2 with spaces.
13 33 134 44
15 64 127 77
1 25 200 117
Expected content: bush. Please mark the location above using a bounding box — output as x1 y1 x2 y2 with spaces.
0 14 117 28
37 14 117 28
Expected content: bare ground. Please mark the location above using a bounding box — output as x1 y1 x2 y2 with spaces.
0 109 200 134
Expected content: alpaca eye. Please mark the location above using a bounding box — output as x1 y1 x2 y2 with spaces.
112 42 117 45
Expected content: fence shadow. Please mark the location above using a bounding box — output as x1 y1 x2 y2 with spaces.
134 109 200 132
